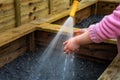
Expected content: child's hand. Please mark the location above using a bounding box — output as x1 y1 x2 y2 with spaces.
63 28 88 54
63 37 80 54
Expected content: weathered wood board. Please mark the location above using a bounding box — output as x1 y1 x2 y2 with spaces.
0 23 35 47
52 6 92 25
99 0 120 3
0 0 98 33
50 0 70 14
75 6 91 24
97 2 119 15
76 43 117 63
0 37 27 67
32 0 98 25
20 0 49 24
98 54 120 80
0 0 15 32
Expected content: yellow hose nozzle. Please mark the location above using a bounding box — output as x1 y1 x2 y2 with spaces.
70 0 79 17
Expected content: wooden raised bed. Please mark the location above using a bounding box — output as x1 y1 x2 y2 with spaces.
0 0 120 79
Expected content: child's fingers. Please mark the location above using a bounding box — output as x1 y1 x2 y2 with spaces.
64 44 71 53
63 41 68 45
63 44 68 52
64 49 72 54
74 49 79 53
64 46 75 54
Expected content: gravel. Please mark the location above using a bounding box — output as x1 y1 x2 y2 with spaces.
74 15 104 28
0 47 108 80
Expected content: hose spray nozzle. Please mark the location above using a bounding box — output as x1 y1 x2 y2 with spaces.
69 0 81 17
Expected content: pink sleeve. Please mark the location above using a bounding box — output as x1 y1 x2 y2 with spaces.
88 5 120 43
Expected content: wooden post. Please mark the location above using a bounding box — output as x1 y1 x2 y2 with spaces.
94 3 98 15
27 32 35 53
48 0 51 14
14 0 21 27
48 0 53 14
91 3 98 16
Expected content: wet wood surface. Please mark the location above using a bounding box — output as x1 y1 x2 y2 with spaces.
98 54 120 80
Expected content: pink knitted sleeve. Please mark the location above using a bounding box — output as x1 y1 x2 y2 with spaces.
88 5 120 43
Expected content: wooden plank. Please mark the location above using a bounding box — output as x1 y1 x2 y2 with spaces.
27 32 35 53
91 3 98 15
0 0 14 11
99 0 120 3
75 7 91 24
52 6 92 25
29 8 48 20
35 31 55 47
14 0 21 27
104 39 117 44
32 0 98 24
0 16 15 24
75 54 111 63
97 2 119 15
0 0 13 4
0 18 15 33
20 1 48 16
98 54 120 80
48 0 51 14
20 0 49 25
0 37 26 56
0 8 15 20
36 23 117 44
0 47 26 67
0 0 15 32
20 0 45 6
50 0 70 14
35 23 61 33
77 47 117 61
0 23 35 47
21 15 29 24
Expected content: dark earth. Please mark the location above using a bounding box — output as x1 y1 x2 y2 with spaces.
0 48 109 80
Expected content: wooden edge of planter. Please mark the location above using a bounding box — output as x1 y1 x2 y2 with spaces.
104 39 117 45
0 22 116 47
98 53 120 80
99 0 120 3
0 23 36 47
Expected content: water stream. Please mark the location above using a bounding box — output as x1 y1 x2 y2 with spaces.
28 16 75 80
